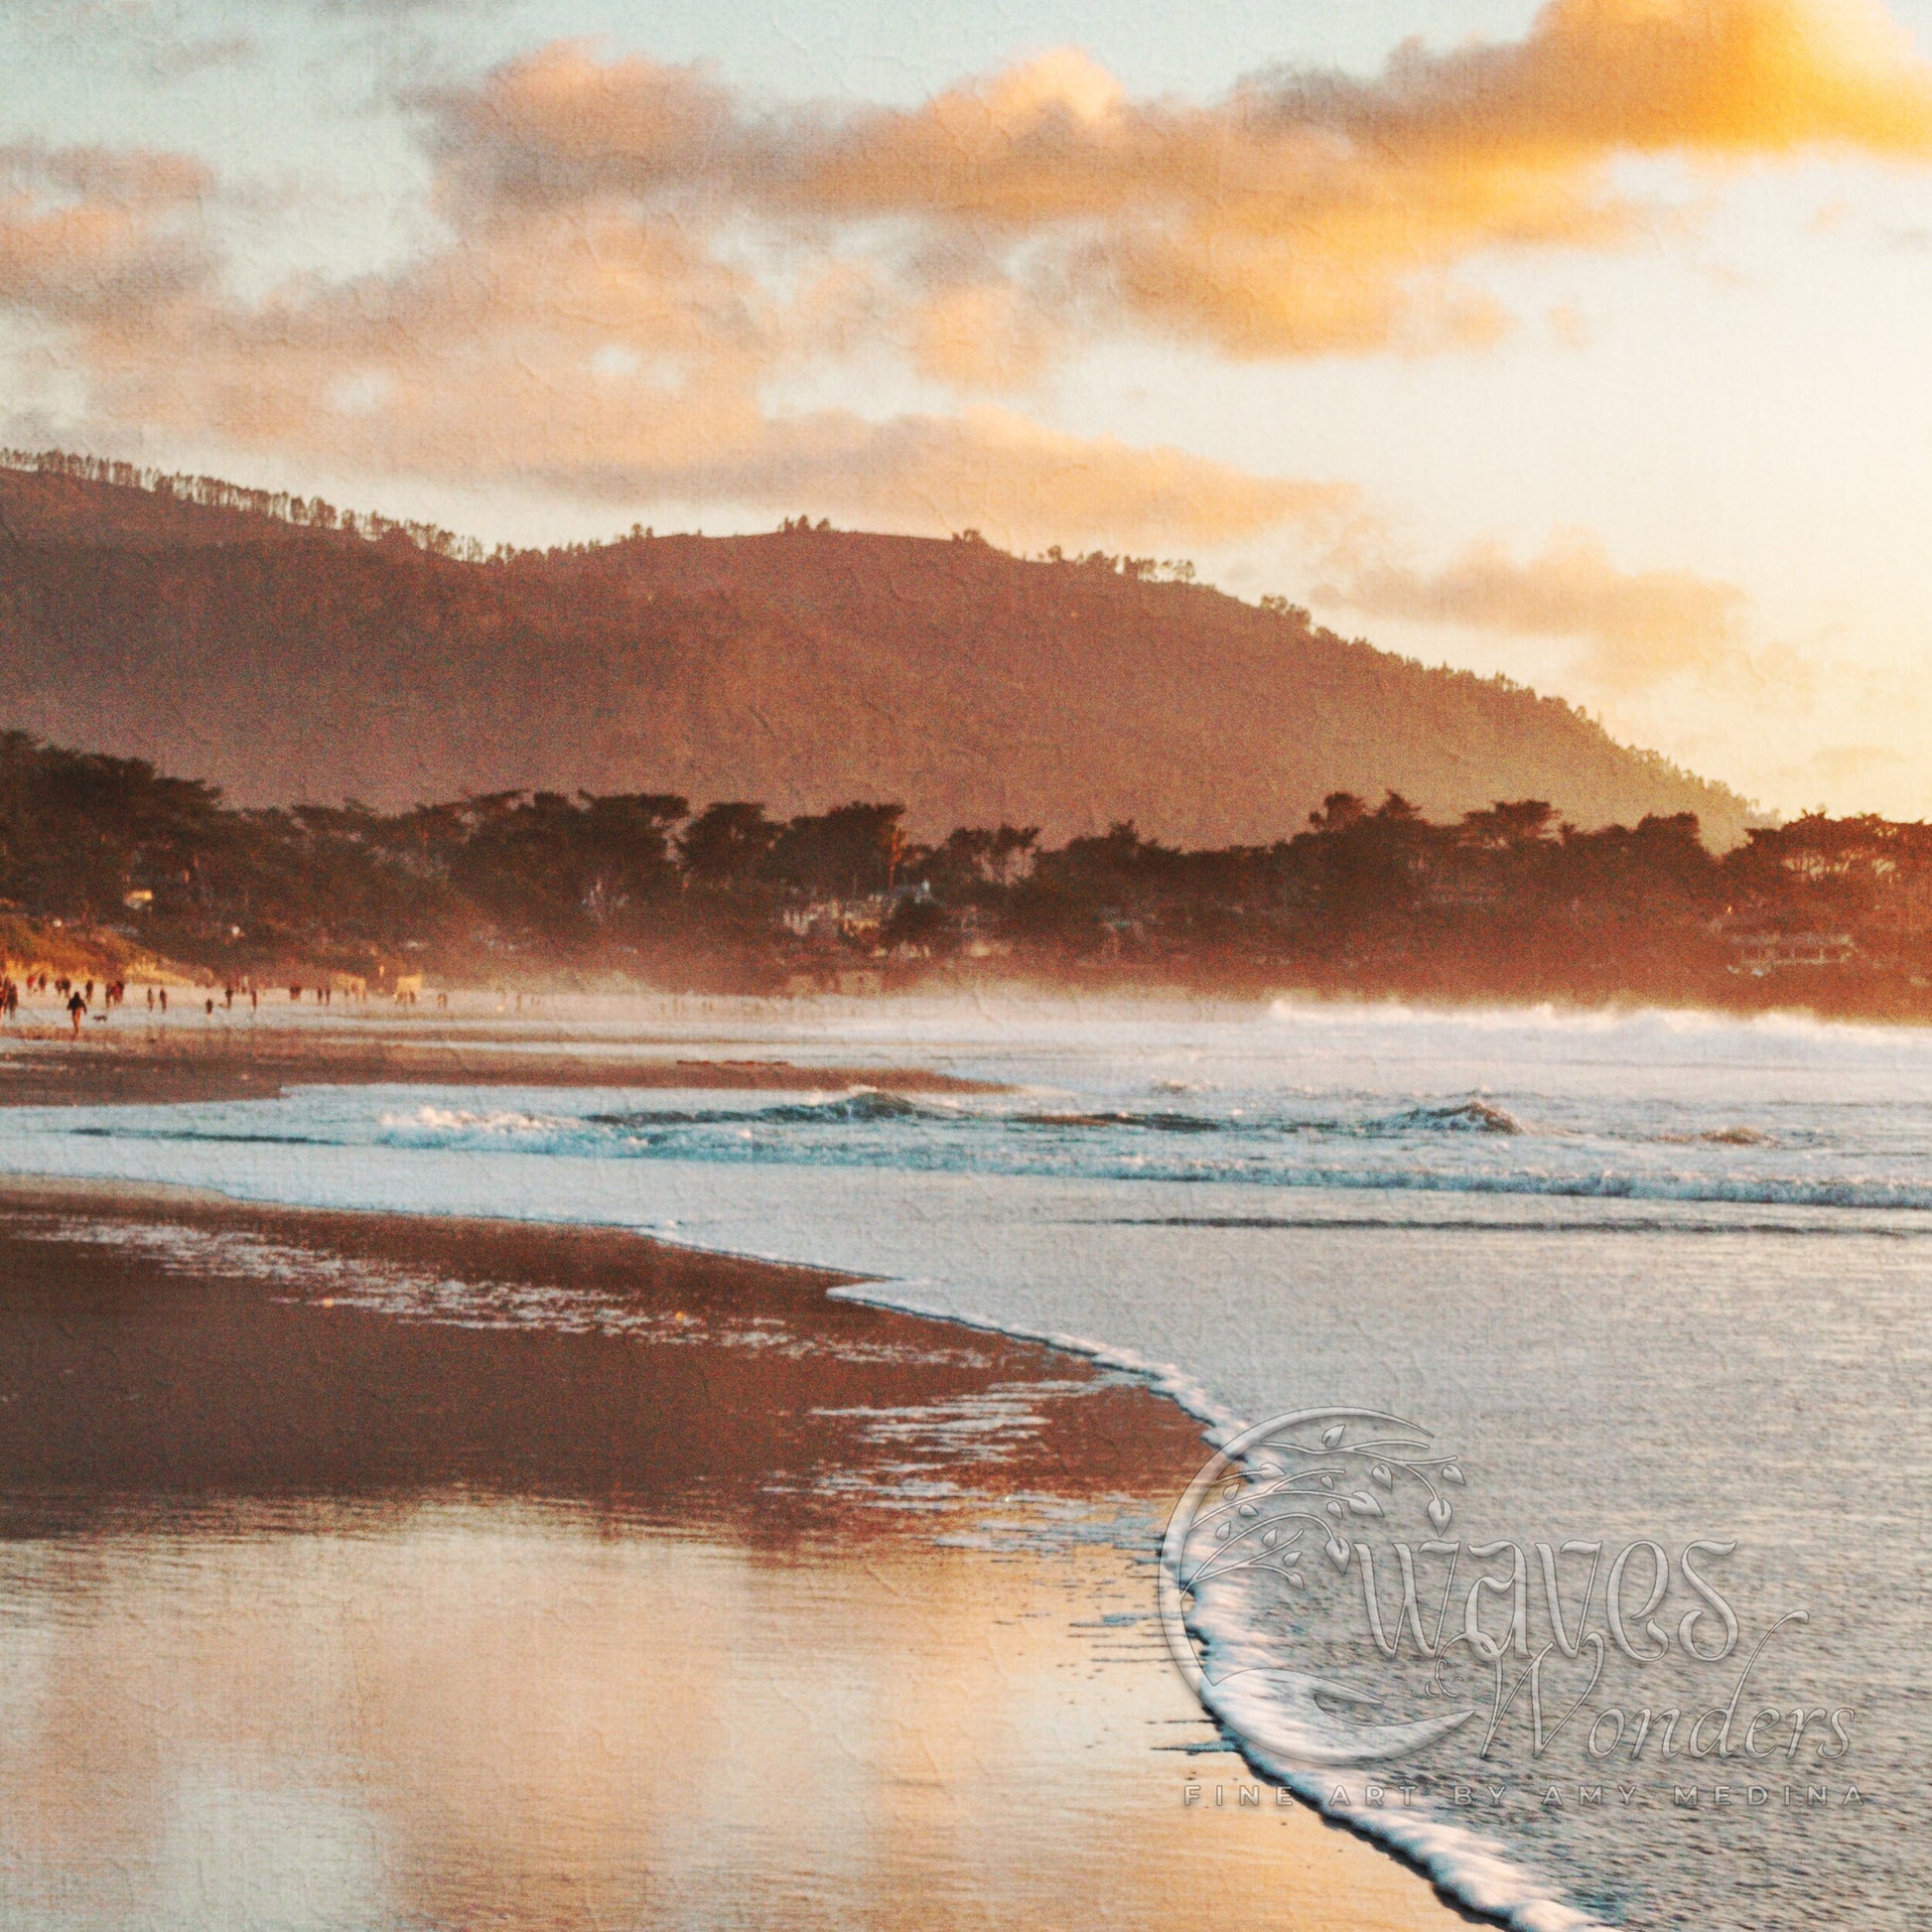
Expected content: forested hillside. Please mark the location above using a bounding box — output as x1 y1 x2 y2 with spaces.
0 453 1750 845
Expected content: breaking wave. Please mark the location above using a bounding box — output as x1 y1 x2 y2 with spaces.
1364 1098 1527 1136
591 1087 939 1130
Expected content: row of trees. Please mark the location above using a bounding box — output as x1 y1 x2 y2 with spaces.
8 451 1218 588
2 733 1929 1009
2 448 489 563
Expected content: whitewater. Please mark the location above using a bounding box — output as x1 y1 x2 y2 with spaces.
0 993 1925 1931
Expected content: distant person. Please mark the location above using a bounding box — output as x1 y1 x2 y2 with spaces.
223 986 233 1010
290 985 302 1003
158 987 167 1013
250 988 258 1011
83 979 94 1004
67 990 86 1036
147 987 155 1012
205 998 213 1016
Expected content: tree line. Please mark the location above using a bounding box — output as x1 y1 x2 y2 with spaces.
2 732 1929 1013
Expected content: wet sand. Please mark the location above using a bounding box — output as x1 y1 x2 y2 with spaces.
0 1029 999 1109
0 1179 1466 1929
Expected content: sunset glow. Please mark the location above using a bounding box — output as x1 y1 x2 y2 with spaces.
8 0 1932 813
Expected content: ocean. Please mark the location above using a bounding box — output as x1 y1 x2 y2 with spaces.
0 993 1925 1930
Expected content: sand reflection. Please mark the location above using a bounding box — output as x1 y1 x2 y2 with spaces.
0 1504 1452 1930
0 1186 1458 1930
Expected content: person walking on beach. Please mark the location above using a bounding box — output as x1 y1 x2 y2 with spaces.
67 989 86 1036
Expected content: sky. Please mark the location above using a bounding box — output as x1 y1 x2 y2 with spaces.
6 0 1932 820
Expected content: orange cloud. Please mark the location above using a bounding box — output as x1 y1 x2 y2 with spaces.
1328 532 1751 690
46 103 1346 547
10 1 1932 539
430 0 1932 360
0 144 212 324
679 409 1355 549
109 265 1346 546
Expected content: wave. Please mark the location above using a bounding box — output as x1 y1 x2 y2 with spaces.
386 1106 566 1134
1266 991 1932 1054
47 1108 1932 1215
991 1096 1527 1138
821 1280 1598 1931
65 1127 343 1148
1364 1099 1526 1136
1203 1165 1932 1211
759 1089 937 1125
591 1087 940 1130
1090 1212 1929 1238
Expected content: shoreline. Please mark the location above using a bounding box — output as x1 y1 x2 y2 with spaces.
8 968 1930 1035
0 1171 1470 1930
0 1011 1643 1928
0 1028 1002 1109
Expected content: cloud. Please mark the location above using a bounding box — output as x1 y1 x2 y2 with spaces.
1325 532 1752 690
427 2 1932 361
10 2 1932 542
26 75 1348 547
569 408 1356 549
98 237 1347 545
0 143 213 324
1803 741 1920 784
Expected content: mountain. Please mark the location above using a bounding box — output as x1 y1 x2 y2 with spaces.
0 455 1750 845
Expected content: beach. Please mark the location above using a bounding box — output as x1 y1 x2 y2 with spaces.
0 993 1925 1929
0 1163 1464 1930
0 1010 999 1109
